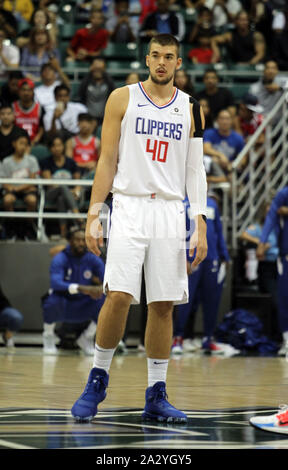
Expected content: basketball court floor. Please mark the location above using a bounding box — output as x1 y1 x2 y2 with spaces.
1 344 288 451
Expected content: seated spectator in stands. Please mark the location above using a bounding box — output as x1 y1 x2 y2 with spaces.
66 113 100 178
12 78 44 146
40 133 81 239
203 109 245 175
42 225 105 355
0 28 20 78
199 97 214 129
125 71 140 84
43 84 88 140
188 31 214 64
0 71 23 107
249 60 288 124
2 0 34 23
0 0 17 38
2 131 39 240
0 283 23 348
210 10 266 65
78 58 114 125
139 0 185 42
66 10 109 63
34 61 70 113
0 104 29 162
233 93 264 143
174 68 195 96
195 68 236 120
16 8 51 49
188 6 216 45
106 0 139 42
211 0 242 30
204 154 228 183
20 27 61 81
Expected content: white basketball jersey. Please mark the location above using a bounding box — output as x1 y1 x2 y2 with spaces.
112 82 191 200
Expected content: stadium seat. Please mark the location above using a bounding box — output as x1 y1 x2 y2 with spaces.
31 145 50 162
102 43 138 61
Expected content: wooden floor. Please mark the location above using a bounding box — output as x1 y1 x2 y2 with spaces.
1 346 288 450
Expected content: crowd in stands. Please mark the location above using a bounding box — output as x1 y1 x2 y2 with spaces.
0 0 286 241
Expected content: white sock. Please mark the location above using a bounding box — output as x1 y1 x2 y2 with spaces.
43 323 56 336
283 331 288 342
83 321 97 339
147 358 169 387
93 343 116 373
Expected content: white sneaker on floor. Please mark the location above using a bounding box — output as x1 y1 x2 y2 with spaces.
250 405 288 430
2 334 14 348
43 334 58 355
76 334 95 356
116 340 127 353
183 338 201 352
278 341 288 357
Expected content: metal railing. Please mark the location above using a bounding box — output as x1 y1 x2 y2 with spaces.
231 91 288 250
0 178 231 242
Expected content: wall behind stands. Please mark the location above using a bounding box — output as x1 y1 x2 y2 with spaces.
0 242 233 334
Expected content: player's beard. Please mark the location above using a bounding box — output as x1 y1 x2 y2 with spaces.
150 70 175 86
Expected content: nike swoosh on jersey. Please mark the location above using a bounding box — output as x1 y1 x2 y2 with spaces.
137 104 150 107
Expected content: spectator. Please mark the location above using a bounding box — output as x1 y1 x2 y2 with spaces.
233 93 264 143
66 10 109 63
188 30 214 64
172 193 230 355
66 113 100 178
0 0 17 38
40 133 81 239
0 28 20 78
248 60 288 124
12 78 44 146
195 68 236 119
20 27 61 81
125 72 141 84
106 0 139 42
210 10 266 65
2 131 39 240
0 104 29 162
43 84 88 139
34 61 70 113
2 0 34 23
174 68 195 95
203 109 245 175
188 6 216 45
139 0 185 42
0 284 23 348
78 58 115 125
198 97 214 129
0 70 23 106
212 0 242 30
42 226 105 355
16 8 50 49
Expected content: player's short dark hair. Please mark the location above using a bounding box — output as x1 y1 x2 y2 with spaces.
148 34 180 57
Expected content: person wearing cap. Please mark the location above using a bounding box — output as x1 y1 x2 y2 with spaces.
42 225 106 355
233 93 265 143
12 78 45 146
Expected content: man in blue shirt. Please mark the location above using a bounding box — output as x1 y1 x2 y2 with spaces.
42 226 105 355
203 109 245 176
172 194 230 354
256 186 288 355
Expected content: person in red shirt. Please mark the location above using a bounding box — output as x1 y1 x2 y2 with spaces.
188 31 213 64
66 10 109 63
12 78 44 145
66 113 100 178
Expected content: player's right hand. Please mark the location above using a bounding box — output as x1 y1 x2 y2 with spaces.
85 216 103 257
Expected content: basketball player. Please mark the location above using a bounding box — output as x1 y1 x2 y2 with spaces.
71 34 208 423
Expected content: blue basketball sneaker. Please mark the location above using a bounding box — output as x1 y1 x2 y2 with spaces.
142 381 187 423
71 367 109 422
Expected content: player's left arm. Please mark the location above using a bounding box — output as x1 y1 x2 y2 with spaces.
186 100 208 267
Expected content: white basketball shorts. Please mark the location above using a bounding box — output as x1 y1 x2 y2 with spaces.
103 193 189 305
